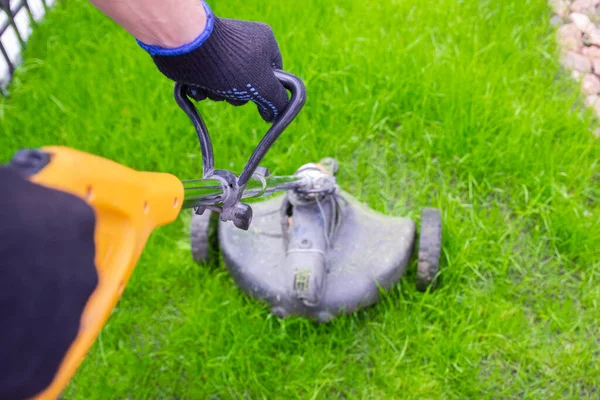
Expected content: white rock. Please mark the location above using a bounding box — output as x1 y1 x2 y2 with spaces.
562 51 592 72
570 12 596 34
586 94 599 106
558 24 583 50
551 0 569 17
582 45 600 57
582 73 600 94
570 0 598 14
586 28 600 45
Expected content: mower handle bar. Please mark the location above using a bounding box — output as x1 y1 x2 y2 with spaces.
174 70 307 187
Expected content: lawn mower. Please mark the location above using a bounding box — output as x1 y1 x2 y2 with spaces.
183 71 443 322
9 70 441 397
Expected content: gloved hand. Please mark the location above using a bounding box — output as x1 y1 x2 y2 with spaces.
0 167 97 399
138 1 289 123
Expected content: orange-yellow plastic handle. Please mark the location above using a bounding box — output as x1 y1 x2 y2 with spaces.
28 146 184 399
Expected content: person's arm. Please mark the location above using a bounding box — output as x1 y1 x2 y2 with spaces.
90 0 290 122
88 0 207 48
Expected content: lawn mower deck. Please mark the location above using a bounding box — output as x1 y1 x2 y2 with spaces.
190 159 442 322
219 191 415 322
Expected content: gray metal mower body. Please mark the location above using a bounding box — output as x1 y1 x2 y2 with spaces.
218 191 416 322
180 72 442 322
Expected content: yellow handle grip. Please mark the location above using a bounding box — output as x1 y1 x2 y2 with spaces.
27 146 184 399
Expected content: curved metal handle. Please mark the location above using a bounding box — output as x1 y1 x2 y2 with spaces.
237 70 306 186
174 83 215 177
174 70 306 184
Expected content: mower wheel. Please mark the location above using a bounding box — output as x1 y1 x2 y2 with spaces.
190 210 212 264
416 208 442 292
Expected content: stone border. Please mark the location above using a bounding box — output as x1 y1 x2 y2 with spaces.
552 0 600 135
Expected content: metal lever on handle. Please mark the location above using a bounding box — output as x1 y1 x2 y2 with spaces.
174 70 307 230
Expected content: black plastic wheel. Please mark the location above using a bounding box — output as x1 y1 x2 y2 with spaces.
416 208 442 292
190 210 212 264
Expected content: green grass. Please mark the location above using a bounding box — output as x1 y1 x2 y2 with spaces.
1 0 600 398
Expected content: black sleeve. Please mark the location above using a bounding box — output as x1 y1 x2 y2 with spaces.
0 166 98 399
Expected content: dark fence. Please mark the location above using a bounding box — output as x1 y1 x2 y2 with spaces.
0 0 50 95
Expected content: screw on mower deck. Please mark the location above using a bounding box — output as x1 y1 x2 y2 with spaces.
179 71 443 323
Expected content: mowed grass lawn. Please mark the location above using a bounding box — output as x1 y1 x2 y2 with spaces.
1 0 600 398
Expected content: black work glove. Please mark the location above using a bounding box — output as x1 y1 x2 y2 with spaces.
138 1 288 123
0 167 98 399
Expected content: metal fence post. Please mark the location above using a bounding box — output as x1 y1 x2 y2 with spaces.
1 0 49 96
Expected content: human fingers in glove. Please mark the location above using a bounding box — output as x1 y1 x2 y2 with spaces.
92 0 289 122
